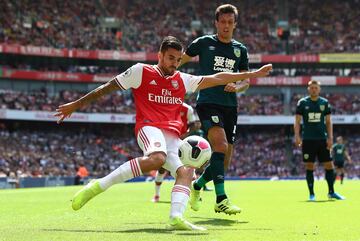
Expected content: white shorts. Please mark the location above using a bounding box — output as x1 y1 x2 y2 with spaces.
137 126 183 177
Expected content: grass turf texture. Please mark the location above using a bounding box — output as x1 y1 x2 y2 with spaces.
0 180 359 241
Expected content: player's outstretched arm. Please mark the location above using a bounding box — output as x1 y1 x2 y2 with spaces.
179 53 192 68
54 79 121 124
197 64 272 90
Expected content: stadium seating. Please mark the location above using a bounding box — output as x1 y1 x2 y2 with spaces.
1 0 359 53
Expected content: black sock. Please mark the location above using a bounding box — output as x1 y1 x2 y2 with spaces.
193 182 202 190
325 169 335 194
216 195 227 203
306 170 314 195
340 173 344 183
193 166 212 191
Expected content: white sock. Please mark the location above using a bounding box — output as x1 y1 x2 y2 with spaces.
99 158 142 190
154 171 165 197
154 171 165 183
155 184 161 197
170 185 190 218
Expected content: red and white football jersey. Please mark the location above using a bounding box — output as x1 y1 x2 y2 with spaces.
114 63 203 136
180 102 196 135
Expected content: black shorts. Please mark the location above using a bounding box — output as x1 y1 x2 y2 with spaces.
196 103 237 144
334 161 345 168
302 140 331 163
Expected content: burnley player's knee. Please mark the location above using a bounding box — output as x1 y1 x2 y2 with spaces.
149 152 166 169
323 161 334 170
212 140 228 154
305 162 315 170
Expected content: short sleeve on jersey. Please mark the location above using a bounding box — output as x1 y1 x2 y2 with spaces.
180 72 203 93
185 37 202 57
114 63 143 90
296 99 303 115
325 102 331 115
239 47 249 71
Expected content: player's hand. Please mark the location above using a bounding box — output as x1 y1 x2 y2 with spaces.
236 80 250 93
253 64 272 78
295 136 302 147
54 101 79 124
224 83 237 92
224 80 250 93
326 137 333 150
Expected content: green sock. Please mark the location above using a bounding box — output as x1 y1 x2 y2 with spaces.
209 152 227 200
194 166 212 190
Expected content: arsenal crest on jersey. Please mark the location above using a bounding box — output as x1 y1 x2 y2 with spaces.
171 80 179 89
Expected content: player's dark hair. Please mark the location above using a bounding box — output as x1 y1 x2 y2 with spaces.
159 36 183 53
308 80 321 86
215 4 238 22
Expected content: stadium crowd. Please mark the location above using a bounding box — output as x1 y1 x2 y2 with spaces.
0 124 358 179
1 0 359 53
1 89 360 115
0 89 286 115
0 89 135 114
0 124 142 178
229 128 290 177
2 64 360 77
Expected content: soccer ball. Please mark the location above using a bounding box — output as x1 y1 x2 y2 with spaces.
178 135 212 168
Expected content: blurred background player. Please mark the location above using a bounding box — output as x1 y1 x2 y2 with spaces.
332 136 352 184
180 4 249 215
54 36 272 230
152 103 211 202
294 80 345 201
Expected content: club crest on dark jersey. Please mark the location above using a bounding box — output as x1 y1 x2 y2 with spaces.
320 105 325 111
234 48 241 58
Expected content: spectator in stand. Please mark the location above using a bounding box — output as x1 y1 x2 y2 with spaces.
74 162 89 185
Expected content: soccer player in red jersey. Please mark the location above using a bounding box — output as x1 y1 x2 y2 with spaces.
55 36 272 230
151 102 201 203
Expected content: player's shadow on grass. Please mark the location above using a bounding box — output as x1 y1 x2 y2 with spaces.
301 200 336 203
43 228 208 236
191 217 249 226
44 228 170 234
155 200 171 204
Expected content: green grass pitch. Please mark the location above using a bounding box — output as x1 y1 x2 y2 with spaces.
0 180 359 241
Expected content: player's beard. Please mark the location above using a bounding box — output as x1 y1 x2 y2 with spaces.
164 66 176 76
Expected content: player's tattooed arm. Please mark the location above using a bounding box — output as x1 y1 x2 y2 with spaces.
77 78 121 107
54 78 121 123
